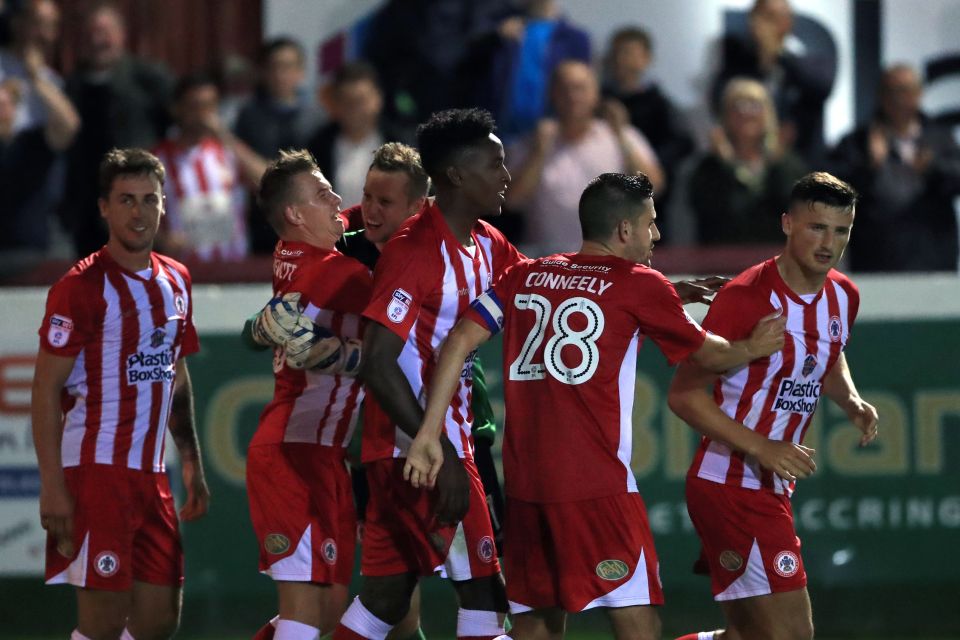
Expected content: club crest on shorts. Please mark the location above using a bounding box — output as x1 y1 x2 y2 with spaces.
321 538 337 565
773 550 800 577
387 288 412 324
719 550 744 572
263 533 290 555
477 536 495 563
595 559 629 581
94 551 119 577
47 314 74 348
802 354 817 377
174 293 187 317
828 315 842 342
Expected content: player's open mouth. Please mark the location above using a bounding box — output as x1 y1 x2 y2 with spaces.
814 253 832 262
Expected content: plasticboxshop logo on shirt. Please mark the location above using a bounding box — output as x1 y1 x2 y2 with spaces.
773 378 822 414
126 349 175 384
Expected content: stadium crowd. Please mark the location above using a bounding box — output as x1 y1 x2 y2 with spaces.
2 0 959 278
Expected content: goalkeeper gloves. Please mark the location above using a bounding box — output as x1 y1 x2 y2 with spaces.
250 292 304 347
286 331 363 377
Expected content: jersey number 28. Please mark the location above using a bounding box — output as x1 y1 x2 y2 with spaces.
509 294 604 385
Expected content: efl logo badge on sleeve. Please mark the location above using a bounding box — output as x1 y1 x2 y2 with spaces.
387 288 413 324
48 315 74 348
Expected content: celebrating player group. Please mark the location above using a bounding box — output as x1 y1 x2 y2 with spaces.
32 107 877 640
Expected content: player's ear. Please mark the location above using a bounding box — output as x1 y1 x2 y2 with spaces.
283 202 301 228
98 197 108 220
781 211 791 235
617 218 631 242
409 196 427 215
446 165 462 187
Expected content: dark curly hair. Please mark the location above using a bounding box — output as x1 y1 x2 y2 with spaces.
416 108 497 182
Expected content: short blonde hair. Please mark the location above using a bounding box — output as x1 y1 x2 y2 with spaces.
721 77 780 156
370 142 430 201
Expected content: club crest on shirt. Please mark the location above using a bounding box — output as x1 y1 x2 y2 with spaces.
321 538 338 565
477 536 495 563
47 314 74 348
94 551 120 577
263 533 290 555
828 315 842 342
595 559 629 581
174 293 187 316
387 288 412 324
801 354 817 377
719 550 744 572
773 550 800 577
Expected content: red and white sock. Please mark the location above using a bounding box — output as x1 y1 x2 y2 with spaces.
674 632 718 640
456 608 506 640
253 616 280 640
275 618 320 640
332 597 392 640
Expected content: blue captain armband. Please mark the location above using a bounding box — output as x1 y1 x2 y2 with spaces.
470 290 505 335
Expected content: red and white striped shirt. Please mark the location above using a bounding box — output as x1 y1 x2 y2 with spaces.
361 202 524 462
688 259 860 496
251 241 371 449
38 249 200 472
153 136 248 261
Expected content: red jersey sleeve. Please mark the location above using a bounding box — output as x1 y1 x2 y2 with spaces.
173 262 200 357
701 281 775 342
488 226 526 280
362 232 440 338
634 269 707 365
300 255 373 317
38 274 99 357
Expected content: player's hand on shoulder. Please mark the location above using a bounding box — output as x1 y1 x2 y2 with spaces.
673 276 730 305
251 292 304 347
39 482 75 557
179 458 210 522
746 308 786 359
404 432 445 489
756 440 816 483
434 438 470 525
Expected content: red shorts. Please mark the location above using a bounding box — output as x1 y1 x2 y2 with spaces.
45 464 182 591
246 443 356 585
361 457 500 580
686 476 806 601
503 493 663 614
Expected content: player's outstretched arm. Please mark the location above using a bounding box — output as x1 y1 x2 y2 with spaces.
404 318 493 489
31 350 78 557
170 361 210 522
823 352 879 447
668 360 816 483
671 276 729 305
689 309 786 373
